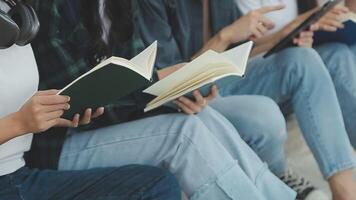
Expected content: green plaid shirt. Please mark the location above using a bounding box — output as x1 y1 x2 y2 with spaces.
26 0 174 170
31 0 170 130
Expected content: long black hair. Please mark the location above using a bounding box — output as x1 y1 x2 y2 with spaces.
80 0 133 60
297 0 318 14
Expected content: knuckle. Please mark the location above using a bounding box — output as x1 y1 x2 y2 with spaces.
31 106 40 114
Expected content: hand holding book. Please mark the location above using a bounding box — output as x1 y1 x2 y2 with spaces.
314 10 356 45
144 41 254 112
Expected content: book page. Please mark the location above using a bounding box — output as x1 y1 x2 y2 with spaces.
144 41 253 97
130 41 157 80
221 41 253 76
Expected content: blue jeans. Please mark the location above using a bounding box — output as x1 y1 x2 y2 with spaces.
351 44 356 58
0 165 180 200
218 47 356 179
210 95 288 176
58 106 296 200
314 42 356 149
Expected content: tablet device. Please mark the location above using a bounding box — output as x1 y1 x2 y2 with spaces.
263 0 341 58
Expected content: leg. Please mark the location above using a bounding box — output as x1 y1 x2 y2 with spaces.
221 47 356 200
210 95 288 176
2 166 180 200
221 47 356 180
315 42 356 149
350 43 356 58
58 110 296 200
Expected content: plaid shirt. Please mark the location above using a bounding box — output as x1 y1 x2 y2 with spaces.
26 0 176 170
31 0 170 130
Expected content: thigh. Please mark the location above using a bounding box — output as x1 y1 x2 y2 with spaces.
16 166 179 200
210 95 286 140
221 47 324 104
314 42 356 77
350 44 356 58
59 113 196 170
0 174 21 200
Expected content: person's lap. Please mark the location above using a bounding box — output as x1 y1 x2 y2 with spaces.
58 106 296 200
0 165 180 200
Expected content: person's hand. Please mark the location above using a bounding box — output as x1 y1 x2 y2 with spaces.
293 24 319 48
317 6 349 32
74 107 105 126
13 90 105 133
174 85 219 115
220 4 285 43
13 90 73 133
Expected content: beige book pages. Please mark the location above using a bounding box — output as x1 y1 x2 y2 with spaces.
145 67 238 112
147 64 232 107
144 41 253 97
129 41 157 80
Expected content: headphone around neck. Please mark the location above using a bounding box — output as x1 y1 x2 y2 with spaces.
0 0 40 49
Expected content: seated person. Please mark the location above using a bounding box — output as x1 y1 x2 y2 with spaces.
236 0 356 151
0 1 181 200
27 0 298 199
134 0 356 200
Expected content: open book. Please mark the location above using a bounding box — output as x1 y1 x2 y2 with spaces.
59 41 157 119
314 11 356 45
143 41 254 112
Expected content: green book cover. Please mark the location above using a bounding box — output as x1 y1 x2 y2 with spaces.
59 41 157 119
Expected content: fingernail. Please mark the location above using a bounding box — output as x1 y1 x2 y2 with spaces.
67 104 71 110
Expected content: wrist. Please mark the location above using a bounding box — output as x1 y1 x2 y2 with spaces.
7 112 27 137
217 28 233 48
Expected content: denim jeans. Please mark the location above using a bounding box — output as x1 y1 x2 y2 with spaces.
210 95 288 176
314 42 356 149
218 47 356 179
58 106 296 200
0 165 180 200
351 44 356 58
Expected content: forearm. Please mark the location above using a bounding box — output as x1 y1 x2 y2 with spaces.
192 29 232 59
0 114 24 144
251 41 276 57
345 0 356 12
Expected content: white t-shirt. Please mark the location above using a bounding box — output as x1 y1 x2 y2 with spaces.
0 2 39 176
235 0 336 34
236 0 298 34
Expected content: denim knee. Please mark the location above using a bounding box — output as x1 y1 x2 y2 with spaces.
315 42 355 77
276 47 332 93
246 96 287 149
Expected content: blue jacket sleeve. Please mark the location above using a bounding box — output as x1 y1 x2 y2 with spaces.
135 0 185 69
